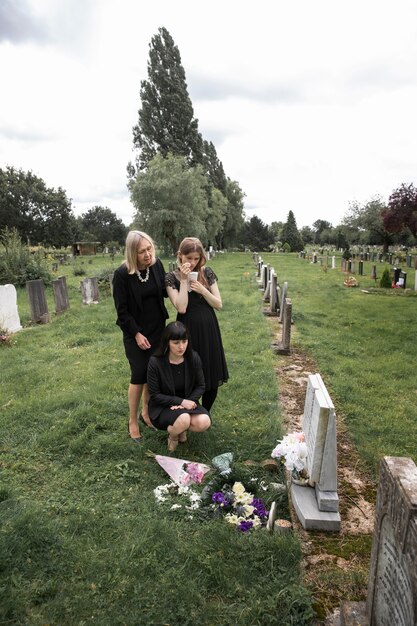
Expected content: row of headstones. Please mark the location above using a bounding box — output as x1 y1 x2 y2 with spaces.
300 251 417 290
251 255 417 624
0 276 104 332
301 249 417 267
254 255 292 354
290 374 417 625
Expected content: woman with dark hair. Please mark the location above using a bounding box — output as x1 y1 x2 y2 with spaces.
165 237 228 411
147 321 211 452
113 230 169 444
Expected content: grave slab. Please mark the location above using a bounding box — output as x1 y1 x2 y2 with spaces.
291 483 341 531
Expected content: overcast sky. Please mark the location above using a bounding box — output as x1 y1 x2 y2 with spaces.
1 0 417 230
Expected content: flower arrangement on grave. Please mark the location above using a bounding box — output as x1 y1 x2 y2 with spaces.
343 275 358 287
151 452 286 533
271 431 309 484
0 329 12 348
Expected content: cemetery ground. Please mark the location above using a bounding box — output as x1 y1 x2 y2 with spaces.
1 252 416 624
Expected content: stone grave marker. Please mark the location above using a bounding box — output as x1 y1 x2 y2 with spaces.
366 456 417 626
80 277 99 304
270 272 278 314
291 373 340 531
26 279 50 324
271 297 292 355
279 281 288 322
52 276 69 313
0 284 22 333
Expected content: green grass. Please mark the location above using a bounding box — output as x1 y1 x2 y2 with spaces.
0 253 314 625
3 250 416 623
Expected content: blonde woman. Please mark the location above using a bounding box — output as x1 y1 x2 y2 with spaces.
113 231 169 443
165 237 228 411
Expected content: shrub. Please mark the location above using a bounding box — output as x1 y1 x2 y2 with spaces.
0 228 51 287
379 268 391 288
282 242 291 253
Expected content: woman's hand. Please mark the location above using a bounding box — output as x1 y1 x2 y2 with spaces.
135 332 151 350
181 399 197 410
178 262 191 281
189 280 205 295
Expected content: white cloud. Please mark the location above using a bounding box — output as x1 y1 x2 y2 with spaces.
1 0 417 230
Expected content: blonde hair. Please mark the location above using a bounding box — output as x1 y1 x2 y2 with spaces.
124 230 156 274
176 237 208 287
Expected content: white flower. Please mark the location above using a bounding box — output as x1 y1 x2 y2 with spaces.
272 432 308 474
170 504 182 510
252 516 262 529
240 504 255 518
225 513 239 525
154 483 174 502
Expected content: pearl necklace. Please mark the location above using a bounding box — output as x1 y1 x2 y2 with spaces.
136 267 150 283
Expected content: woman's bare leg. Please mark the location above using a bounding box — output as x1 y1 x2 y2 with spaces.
128 383 143 438
189 414 211 432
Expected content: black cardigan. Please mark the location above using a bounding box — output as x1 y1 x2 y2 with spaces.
112 259 169 338
147 351 206 420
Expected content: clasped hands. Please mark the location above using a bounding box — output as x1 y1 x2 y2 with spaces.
170 399 197 411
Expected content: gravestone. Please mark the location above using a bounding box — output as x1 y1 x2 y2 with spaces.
80 277 99 304
270 272 278 314
52 276 70 313
271 298 292 355
291 373 340 531
0 284 22 333
259 264 267 290
279 282 288 322
366 456 417 626
26 279 50 324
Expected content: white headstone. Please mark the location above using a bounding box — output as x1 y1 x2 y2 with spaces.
0 284 22 333
80 277 99 304
292 373 340 531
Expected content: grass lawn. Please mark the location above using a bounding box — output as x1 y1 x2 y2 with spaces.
1 252 314 626
2 250 415 624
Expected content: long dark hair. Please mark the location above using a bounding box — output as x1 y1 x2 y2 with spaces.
155 321 193 357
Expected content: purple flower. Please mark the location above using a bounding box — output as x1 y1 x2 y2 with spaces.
251 498 268 519
238 520 253 532
212 492 230 506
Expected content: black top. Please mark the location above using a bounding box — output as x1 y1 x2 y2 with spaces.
112 259 169 338
147 350 206 421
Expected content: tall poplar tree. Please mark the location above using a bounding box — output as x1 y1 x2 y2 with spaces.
130 27 203 174
281 210 304 252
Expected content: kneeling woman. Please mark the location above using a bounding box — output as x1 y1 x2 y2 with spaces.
147 322 211 451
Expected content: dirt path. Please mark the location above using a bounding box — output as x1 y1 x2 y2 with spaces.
268 313 376 622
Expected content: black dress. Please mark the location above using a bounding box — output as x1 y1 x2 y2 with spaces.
113 260 169 384
165 267 228 391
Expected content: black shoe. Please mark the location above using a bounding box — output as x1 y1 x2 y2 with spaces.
128 423 143 443
139 413 157 431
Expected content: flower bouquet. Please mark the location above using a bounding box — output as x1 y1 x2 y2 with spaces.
210 481 269 533
271 431 309 485
152 452 285 533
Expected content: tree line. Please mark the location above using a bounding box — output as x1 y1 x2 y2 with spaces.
0 166 127 248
